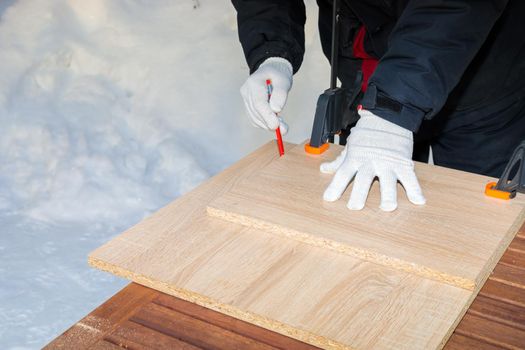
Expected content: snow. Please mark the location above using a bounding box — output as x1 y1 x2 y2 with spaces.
0 0 329 348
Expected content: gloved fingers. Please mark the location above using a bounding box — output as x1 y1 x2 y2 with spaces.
269 87 289 114
397 169 426 205
242 95 268 130
241 79 280 130
246 88 280 130
278 117 289 135
250 117 267 130
323 164 358 202
251 94 280 130
320 146 348 174
241 82 268 130
347 166 375 210
377 172 398 212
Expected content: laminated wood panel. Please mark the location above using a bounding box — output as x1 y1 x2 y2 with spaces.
88 142 524 350
208 142 525 290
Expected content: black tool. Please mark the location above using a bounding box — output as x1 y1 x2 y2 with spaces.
305 0 361 154
485 140 525 199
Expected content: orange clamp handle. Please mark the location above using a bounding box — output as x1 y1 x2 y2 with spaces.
304 142 329 155
484 181 513 200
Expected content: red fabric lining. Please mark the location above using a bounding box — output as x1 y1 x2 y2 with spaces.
352 26 378 92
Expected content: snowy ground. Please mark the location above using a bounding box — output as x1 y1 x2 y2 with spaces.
0 1 329 348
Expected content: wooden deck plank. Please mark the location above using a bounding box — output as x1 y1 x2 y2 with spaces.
445 334 506 350
509 236 525 252
480 279 525 308
153 294 320 350
467 294 525 331
131 302 279 350
455 313 525 349
500 248 525 269
105 320 202 350
491 263 525 289
90 340 125 350
44 283 158 349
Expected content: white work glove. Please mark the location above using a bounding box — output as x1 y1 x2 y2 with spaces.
321 110 426 211
240 57 293 134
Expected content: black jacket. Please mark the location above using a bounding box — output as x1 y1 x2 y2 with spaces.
232 0 525 132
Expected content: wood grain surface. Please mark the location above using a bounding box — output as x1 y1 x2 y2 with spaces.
88 142 525 350
208 142 525 290
48 227 525 349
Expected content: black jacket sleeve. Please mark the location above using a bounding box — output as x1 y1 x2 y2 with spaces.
231 0 306 74
361 0 508 132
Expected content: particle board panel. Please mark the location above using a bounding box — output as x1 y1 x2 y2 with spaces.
208 141 525 290
48 227 525 350
48 228 525 350
88 141 522 350
91 212 472 349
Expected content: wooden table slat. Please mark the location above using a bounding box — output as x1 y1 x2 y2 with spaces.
455 312 525 349
480 279 525 309
91 340 126 350
153 294 320 350
500 248 525 269
44 283 158 350
446 334 508 350
468 294 525 331
509 236 525 251
131 302 280 350
105 320 201 350
491 263 525 288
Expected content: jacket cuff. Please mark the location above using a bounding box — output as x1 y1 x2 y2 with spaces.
247 42 302 75
361 85 427 132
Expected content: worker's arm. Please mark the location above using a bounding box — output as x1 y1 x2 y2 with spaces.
323 0 508 211
231 0 306 74
231 0 306 133
361 0 509 132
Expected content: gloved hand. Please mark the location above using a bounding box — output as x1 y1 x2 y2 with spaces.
320 109 426 211
240 57 293 134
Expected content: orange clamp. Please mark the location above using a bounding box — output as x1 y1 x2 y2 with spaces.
304 142 329 155
484 182 513 200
